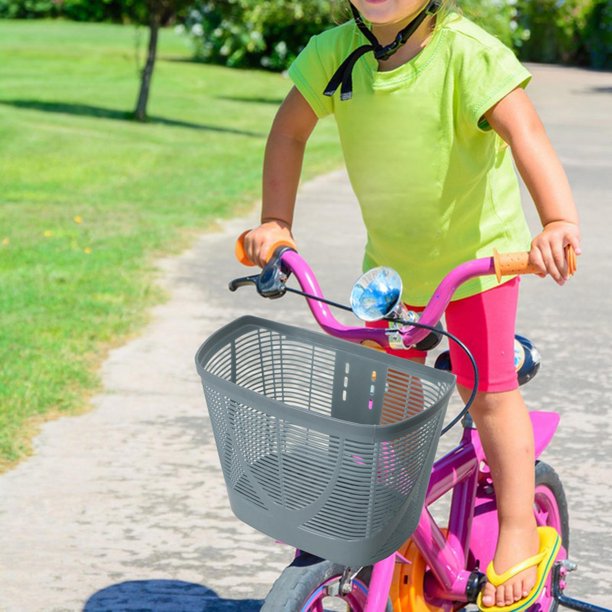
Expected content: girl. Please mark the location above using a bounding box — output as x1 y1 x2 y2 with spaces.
244 0 581 609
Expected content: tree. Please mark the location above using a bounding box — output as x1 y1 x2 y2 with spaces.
132 0 191 121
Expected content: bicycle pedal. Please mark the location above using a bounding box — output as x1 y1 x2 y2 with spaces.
559 559 578 572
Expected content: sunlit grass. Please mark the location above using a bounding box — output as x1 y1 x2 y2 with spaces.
0 19 342 467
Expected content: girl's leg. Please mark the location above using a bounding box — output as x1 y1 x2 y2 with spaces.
446 278 539 607
457 385 539 608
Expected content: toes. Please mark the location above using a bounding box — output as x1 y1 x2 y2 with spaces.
512 579 523 602
521 574 536 600
482 575 536 607
504 584 515 606
495 584 509 607
481 582 496 607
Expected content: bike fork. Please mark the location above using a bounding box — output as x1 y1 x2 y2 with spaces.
364 554 396 612
553 562 612 612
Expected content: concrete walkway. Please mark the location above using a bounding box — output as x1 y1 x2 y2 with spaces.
1 64 611 611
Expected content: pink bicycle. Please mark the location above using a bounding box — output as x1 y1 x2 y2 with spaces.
196 239 607 612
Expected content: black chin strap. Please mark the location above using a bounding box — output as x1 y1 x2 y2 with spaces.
324 0 440 101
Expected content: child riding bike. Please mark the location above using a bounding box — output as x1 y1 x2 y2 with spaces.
243 1 581 609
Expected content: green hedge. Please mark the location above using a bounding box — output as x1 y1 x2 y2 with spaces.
583 0 612 69
0 0 146 22
512 0 611 69
1 0 610 69
181 0 610 71
182 1 341 71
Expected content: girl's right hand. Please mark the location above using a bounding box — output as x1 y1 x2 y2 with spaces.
243 219 295 268
529 220 581 284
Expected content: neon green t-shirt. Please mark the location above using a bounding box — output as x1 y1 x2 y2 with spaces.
288 13 533 306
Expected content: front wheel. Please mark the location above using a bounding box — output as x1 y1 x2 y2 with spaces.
261 553 393 612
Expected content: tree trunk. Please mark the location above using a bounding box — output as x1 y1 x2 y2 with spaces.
134 12 160 122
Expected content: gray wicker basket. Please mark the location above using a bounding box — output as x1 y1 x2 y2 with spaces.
196 316 455 567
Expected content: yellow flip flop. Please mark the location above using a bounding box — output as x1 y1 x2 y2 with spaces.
477 526 561 612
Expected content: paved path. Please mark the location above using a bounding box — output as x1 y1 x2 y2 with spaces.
1 65 611 611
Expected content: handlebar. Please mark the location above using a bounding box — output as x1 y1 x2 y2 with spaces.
233 232 577 351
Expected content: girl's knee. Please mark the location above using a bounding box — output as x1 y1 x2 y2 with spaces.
458 386 525 416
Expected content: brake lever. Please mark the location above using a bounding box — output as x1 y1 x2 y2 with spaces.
228 275 259 292
228 246 293 298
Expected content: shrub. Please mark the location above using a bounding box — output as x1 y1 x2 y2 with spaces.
460 0 530 51
583 0 612 69
183 1 340 71
0 0 147 22
0 0 59 19
183 0 531 71
514 0 592 64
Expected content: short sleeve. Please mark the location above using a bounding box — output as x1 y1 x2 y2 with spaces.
458 38 531 131
288 34 335 119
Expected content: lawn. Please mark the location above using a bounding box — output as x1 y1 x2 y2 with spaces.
0 19 342 468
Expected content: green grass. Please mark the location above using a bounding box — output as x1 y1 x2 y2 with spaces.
0 19 342 468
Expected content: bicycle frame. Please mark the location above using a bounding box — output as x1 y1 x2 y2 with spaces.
364 411 561 612
227 243 607 611
271 248 566 610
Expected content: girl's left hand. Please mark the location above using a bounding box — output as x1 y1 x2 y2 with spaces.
529 221 581 285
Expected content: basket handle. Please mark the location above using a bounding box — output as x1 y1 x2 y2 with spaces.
492 245 577 283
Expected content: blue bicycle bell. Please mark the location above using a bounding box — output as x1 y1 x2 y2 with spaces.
350 267 404 322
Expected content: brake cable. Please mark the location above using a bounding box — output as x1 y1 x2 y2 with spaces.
236 271 479 437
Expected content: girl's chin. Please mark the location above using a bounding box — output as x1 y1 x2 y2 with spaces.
358 1 404 19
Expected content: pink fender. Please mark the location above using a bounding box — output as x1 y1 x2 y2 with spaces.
531 411 561 459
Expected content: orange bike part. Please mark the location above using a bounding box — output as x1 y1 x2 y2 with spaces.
493 245 577 283
390 535 446 612
234 230 297 267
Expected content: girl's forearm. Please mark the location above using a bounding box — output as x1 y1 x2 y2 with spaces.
243 87 316 267
486 87 578 228
487 88 580 282
509 120 579 227
260 87 317 229
261 131 306 228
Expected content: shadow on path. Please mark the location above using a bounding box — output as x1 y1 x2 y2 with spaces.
215 95 285 106
0 99 264 137
589 86 612 94
83 579 263 611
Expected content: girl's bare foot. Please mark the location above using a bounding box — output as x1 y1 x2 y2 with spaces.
480 523 540 607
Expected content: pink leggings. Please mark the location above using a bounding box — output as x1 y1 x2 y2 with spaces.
367 278 520 393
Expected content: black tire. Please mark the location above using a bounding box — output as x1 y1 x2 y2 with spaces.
261 553 393 612
534 460 570 612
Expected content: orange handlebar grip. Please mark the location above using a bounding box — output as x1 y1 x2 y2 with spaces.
493 245 577 283
565 244 577 277
235 230 256 267
264 239 298 262
235 231 297 267
493 250 538 283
